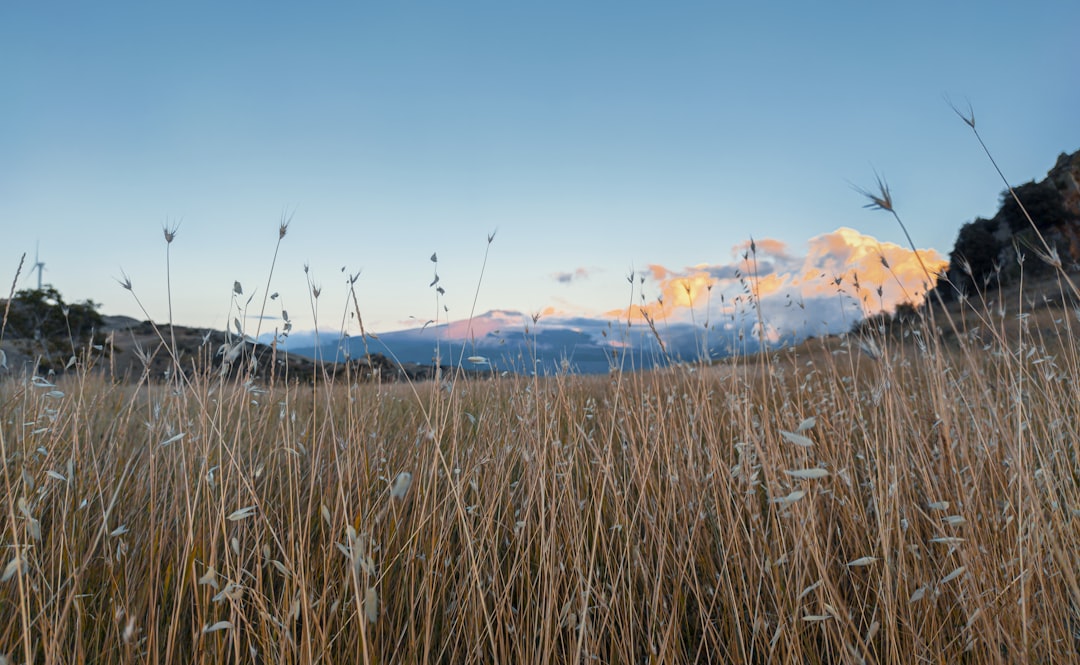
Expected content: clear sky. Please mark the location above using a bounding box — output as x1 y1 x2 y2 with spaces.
3 1 1077 339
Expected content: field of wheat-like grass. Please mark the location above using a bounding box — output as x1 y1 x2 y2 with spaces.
2 285 1079 664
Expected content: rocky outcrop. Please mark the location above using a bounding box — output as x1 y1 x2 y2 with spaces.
1050 150 1080 217
1046 151 1080 261
942 147 1080 297
1001 148 1080 265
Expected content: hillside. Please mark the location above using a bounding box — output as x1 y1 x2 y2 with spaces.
0 292 425 384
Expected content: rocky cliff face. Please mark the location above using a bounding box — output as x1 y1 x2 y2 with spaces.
1050 150 1080 217
1047 150 1080 261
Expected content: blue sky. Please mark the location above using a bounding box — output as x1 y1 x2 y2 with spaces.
3 2 1077 341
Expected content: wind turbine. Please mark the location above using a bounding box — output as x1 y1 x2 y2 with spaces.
29 242 46 291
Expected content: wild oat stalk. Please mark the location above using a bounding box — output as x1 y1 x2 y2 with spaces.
0 252 26 345
944 99 1073 660
948 98 1080 300
453 229 497 375
163 221 181 385
251 210 293 348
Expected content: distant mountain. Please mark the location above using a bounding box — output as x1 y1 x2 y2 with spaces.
283 309 783 375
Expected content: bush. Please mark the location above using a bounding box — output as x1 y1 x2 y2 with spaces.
946 217 1003 295
998 180 1072 234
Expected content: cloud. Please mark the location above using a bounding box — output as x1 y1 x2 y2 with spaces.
552 267 593 284
796 227 947 307
606 227 947 336
703 264 742 280
732 237 793 262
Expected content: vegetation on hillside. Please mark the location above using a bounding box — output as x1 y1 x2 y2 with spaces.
0 287 105 371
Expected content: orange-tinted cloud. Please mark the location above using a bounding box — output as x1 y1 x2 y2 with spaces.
647 264 668 281
799 227 947 312
733 237 791 260
606 227 946 324
607 266 719 322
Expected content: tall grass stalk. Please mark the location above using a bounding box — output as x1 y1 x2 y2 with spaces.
163 222 180 386
0 253 26 347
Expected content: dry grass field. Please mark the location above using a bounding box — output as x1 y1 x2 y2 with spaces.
2 262 1079 664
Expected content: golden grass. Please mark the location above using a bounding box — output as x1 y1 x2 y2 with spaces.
1 285 1079 663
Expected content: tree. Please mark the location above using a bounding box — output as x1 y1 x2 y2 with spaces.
893 301 920 324
3 287 105 366
998 180 1071 234
947 217 1003 294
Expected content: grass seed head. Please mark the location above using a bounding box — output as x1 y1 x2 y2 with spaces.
784 468 830 480
781 430 815 447
364 587 379 623
198 566 219 589
2 555 25 583
202 620 233 634
390 472 413 500
855 173 894 213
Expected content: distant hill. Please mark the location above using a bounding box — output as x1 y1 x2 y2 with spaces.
0 289 418 384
